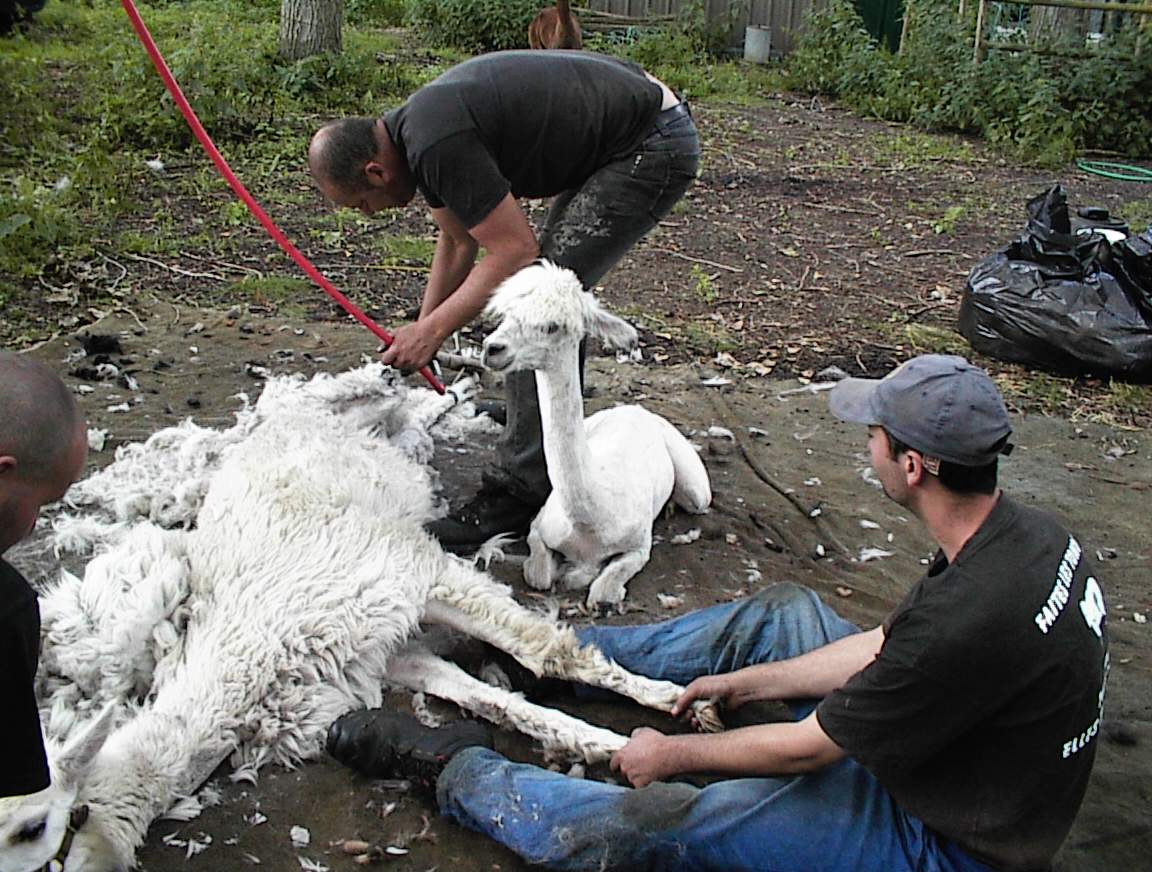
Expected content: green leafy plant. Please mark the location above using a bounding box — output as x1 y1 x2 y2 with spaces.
407 0 539 51
785 0 1152 164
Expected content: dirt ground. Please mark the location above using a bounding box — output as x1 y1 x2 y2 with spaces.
5 96 1152 871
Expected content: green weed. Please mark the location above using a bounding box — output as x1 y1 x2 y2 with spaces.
380 235 435 266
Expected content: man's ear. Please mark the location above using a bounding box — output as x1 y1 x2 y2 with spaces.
363 160 388 187
903 451 927 486
0 454 17 477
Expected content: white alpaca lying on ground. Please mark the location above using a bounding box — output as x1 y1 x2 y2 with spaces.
0 365 720 872
482 261 712 609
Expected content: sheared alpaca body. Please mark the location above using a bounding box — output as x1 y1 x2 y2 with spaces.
483 262 712 608
0 366 719 872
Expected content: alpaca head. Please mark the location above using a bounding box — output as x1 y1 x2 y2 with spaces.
0 706 114 872
482 261 637 373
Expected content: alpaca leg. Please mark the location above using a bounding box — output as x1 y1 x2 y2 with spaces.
659 418 712 514
585 547 649 610
422 586 723 732
387 643 626 762
560 561 598 591
523 526 559 591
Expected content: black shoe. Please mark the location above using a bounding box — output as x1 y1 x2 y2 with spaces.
474 399 507 426
426 485 539 551
326 709 494 791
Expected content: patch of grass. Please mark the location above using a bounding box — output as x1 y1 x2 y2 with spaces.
228 275 313 315
1116 197 1152 234
679 320 740 355
932 205 965 235
903 324 969 354
690 265 718 304
380 235 435 266
872 131 975 169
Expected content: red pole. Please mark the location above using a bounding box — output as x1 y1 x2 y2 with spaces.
119 0 445 394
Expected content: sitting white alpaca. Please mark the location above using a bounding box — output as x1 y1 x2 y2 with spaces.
482 261 712 609
0 365 720 872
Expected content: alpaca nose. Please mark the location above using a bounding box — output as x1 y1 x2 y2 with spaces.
483 341 506 361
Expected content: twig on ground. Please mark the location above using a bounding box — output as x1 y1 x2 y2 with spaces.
101 253 129 293
902 249 968 258
179 250 264 278
799 201 875 216
647 249 743 273
120 251 226 281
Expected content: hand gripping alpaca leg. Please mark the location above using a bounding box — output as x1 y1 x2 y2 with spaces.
425 564 723 732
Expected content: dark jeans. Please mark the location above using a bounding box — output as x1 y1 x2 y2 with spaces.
491 105 701 504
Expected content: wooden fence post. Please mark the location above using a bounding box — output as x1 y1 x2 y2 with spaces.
973 0 988 62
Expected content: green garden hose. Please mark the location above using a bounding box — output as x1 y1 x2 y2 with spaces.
1075 160 1152 183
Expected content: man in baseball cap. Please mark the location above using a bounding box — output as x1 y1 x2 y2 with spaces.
325 354 1107 872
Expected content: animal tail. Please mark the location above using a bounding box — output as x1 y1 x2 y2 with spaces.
658 419 712 514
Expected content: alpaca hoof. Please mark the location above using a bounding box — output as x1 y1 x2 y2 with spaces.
692 701 725 733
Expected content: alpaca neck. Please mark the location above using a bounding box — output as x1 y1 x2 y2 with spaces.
535 352 598 518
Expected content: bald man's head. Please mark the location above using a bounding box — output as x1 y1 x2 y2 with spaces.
0 352 81 481
308 117 381 192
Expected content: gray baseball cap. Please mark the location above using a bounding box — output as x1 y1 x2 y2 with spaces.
828 354 1013 466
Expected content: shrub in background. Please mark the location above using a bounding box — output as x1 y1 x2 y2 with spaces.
785 0 1152 164
406 0 538 51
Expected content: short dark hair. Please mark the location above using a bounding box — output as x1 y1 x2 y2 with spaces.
312 117 380 192
0 352 81 481
884 428 998 495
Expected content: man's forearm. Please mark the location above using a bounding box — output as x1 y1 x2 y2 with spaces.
662 721 842 779
727 626 885 704
419 232 477 320
421 248 535 342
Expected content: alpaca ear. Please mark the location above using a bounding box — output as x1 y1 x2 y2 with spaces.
55 704 116 791
585 299 638 351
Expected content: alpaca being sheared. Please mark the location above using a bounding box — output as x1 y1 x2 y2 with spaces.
0 365 720 872
482 261 712 609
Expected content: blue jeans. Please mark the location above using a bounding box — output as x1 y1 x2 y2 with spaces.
493 105 701 503
436 584 995 872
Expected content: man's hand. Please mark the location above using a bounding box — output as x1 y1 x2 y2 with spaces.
380 320 444 371
671 674 739 721
610 727 675 788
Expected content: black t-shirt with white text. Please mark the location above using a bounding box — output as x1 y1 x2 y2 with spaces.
817 496 1108 871
383 50 663 228
1 557 50 797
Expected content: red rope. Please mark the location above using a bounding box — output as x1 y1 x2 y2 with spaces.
119 0 445 394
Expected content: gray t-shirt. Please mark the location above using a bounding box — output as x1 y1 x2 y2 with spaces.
383 50 663 228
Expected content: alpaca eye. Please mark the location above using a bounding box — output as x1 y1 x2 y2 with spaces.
545 322 560 335
15 818 46 842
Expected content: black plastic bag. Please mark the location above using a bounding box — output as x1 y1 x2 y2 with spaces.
959 185 1152 382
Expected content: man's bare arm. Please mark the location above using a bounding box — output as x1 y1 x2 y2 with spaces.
611 712 844 788
672 626 885 718
419 211 479 320
381 194 538 370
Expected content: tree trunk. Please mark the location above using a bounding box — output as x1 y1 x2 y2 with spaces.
1029 4 1088 43
279 0 342 62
